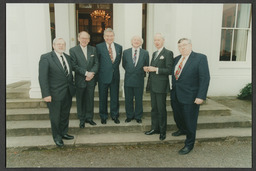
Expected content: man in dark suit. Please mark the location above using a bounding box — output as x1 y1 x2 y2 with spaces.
70 31 99 128
96 28 123 124
144 33 174 141
39 38 76 147
171 38 210 155
122 35 149 123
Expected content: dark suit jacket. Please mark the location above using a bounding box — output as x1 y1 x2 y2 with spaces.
39 51 76 101
148 47 174 93
96 42 122 84
122 48 149 87
69 45 98 88
171 51 210 104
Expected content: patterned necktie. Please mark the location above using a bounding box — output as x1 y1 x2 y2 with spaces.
133 49 137 66
60 55 69 77
175 56 186 80
108 44 114 63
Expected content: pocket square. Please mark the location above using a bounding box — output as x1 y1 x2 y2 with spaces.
91 55 94 57
160 56 164 59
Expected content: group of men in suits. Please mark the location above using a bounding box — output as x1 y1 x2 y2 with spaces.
38 28 210 155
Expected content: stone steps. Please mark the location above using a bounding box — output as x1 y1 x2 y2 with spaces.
6 127 251 148
6 98 231 121
6 110 251 137
6 81 252 149
6 81 31 99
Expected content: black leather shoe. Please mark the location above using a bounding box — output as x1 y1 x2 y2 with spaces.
55 140 64 147
172 130 186 136
136 119 142 124
178 146 193 155
112 118 120 124
125 118 132 123
159 134 166 141
85 120 97 125
101 119 107 124
79 121 85 128
62 134 74 140
145 129 160 135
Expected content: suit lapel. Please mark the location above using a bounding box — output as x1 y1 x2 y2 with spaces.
153 48 165 66
113 43 120 64
136 48 144 68
127 48 134 67
178 51 194 79
77 45 88 65
51 51 66 75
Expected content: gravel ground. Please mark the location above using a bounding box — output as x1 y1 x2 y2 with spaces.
6 140 251 168
6 97 252 168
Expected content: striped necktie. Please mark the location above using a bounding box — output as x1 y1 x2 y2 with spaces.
175 56 186 80
133 49 137 66
60 55 69 77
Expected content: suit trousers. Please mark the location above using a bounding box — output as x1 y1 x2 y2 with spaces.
171 93 200 148
98 77 120 120
76 86 95 122
150 91 167 134
47 89 72 142
124 86 144 120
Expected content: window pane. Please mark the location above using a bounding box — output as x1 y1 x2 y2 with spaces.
220 29 233 61
222 4 236 27
232 30 248 61
236 4 251 28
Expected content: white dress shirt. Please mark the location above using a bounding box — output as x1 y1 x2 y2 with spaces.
106 42 116 61
132 47 140 66
54 51 70 74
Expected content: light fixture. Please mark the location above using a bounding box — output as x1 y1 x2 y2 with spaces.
90 10 111 21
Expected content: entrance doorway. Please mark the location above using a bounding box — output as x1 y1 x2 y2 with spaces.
76 4 113 46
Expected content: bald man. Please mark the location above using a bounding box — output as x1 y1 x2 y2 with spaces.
144 33 174 141
70 31 99 128
122 35 149 123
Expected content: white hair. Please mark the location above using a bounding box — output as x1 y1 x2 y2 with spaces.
154 33 165 40
131 35 144 45
53 37 66 45
104 28 115 36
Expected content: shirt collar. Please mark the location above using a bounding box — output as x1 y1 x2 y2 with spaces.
106 42 114 48
54 51 64 58
157 47 164 54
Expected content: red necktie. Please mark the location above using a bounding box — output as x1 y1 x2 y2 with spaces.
175 56 186 80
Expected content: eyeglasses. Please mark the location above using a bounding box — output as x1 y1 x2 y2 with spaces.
178 43 190 48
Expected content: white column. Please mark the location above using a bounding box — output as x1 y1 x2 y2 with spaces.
114 4 143 50
113 4 143 82
23 4 52 98
54 4 77 53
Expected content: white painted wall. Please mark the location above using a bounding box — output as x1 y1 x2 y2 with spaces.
7 4 30 84
146 3 251 96
6 4 52 98
6 3 251 97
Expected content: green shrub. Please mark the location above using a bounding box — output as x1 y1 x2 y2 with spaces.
237 83 252 100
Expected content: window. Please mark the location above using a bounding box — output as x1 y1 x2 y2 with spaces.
219 4 251 61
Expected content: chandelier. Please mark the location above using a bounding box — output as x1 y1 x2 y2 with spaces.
90 10 111 21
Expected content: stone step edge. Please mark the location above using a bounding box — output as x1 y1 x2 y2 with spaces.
6 128 251 148
7 114 250 129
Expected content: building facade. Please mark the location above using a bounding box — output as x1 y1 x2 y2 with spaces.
6 3 252 98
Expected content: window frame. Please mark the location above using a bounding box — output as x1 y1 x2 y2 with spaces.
219 4 251 64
